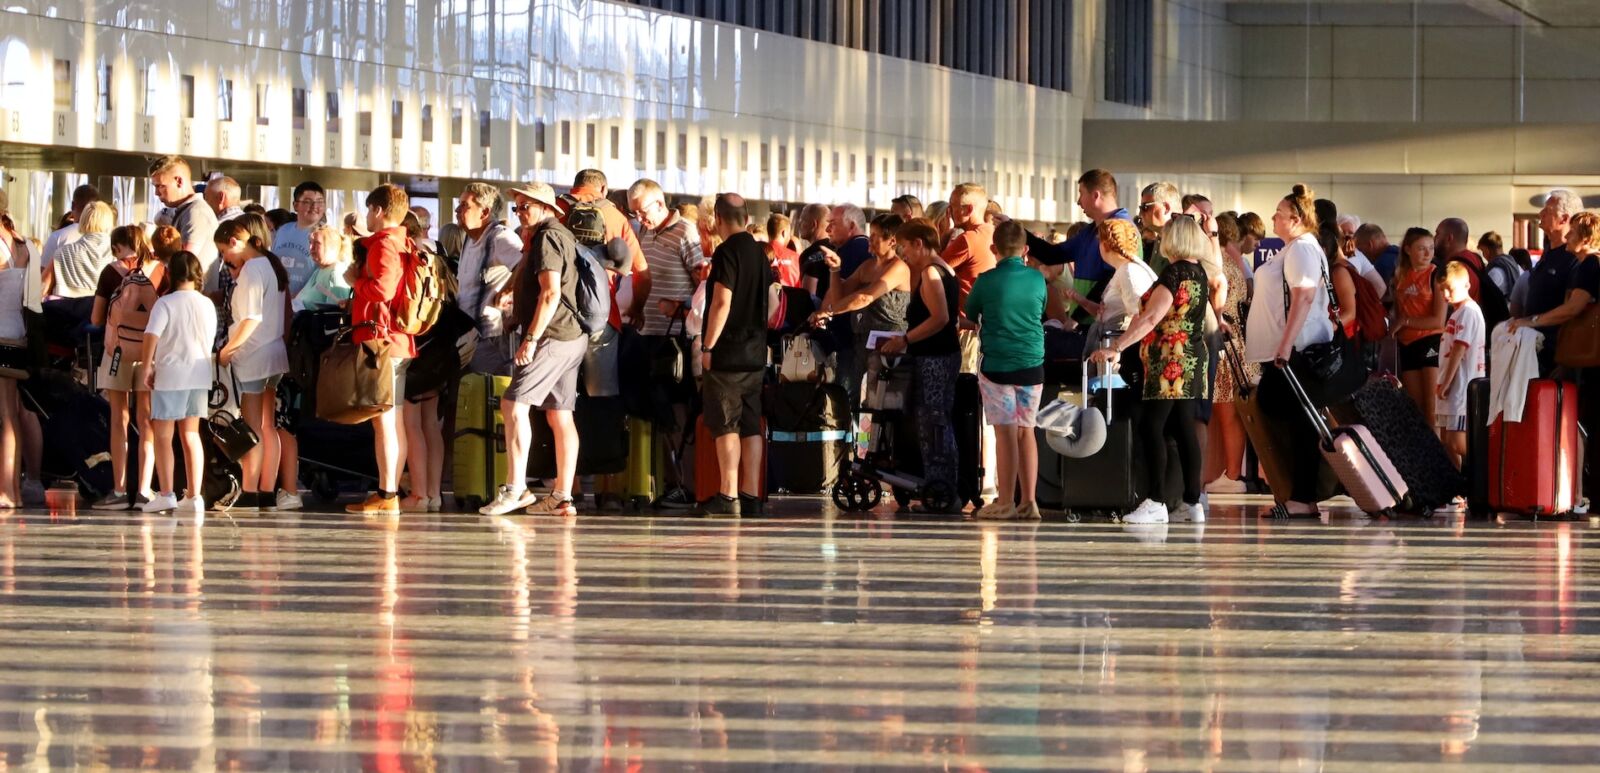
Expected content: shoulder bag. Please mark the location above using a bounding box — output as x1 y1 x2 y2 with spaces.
1283 253 1366 406
1556 302 1600 368
316 325 395 424
206 363 261 462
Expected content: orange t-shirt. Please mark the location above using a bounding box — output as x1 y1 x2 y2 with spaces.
1395 263 1441 345
941 222 997 310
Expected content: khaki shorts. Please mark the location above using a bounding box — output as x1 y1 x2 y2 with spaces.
958 330 980 375
97 351 149 392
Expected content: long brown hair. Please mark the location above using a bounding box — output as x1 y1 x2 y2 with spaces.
1395 227 1435 288
213 218 288 291
109 225 155 265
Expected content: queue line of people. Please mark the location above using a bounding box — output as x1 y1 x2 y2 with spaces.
0 157 1595 522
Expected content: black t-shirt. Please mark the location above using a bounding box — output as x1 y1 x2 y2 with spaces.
1528 246 1580 317
707 232 772 372
1569 253 1600 301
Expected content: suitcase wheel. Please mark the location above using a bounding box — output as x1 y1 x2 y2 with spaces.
1061 509 1081 524
831 471 882 512
919 481 958 515
457 495 485 512
310 472 340 505
626 495 651 513
892 487 914 508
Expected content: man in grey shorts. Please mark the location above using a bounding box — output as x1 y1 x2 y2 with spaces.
478 182 588 517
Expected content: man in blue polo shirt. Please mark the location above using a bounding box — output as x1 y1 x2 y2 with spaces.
1027 169 1133 290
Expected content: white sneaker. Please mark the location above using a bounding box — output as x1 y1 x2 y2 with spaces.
141 493 179 513
1175 502 1206 522
177 496 204 515
479 486 536 516
275 489 303 511
1121 499 1169 524
1205 476 1247 494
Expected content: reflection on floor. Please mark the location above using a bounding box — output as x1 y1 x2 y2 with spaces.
0 497 1595 770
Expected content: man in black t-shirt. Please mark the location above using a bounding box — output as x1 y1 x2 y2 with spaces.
699 193 772 517
1520 190 1583 374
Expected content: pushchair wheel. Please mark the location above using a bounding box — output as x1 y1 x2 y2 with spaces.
920 481 958 514
831 471 882 512
310 471 340 504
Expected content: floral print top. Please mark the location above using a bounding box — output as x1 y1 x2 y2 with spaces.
1141 259 1211 401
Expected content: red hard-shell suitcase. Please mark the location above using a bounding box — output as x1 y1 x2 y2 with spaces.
1282 364 1408 514
1487 379 1580 517
694 417 768 504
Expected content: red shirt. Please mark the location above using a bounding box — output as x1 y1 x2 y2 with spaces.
351 226 416 358
768 241 801 288
941 222 997 311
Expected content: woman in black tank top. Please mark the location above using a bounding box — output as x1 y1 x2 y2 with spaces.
879 220 961 507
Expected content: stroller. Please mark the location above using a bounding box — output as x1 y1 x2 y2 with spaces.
831 353 959 514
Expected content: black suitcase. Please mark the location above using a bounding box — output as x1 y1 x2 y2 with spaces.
955 373 984 508
1059 388 1183 516
766 382 850 495
1330 377 1464 512
1466 377 1491 516
171 430 243 509
530 394 628 478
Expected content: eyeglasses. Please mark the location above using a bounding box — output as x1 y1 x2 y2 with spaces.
512 204 530 213
296 199 326 209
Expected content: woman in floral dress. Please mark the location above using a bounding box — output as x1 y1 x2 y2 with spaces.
1089 216 1214 525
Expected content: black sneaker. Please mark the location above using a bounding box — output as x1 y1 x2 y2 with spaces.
739 494 765 517
698 494 741 518
654 486 695 510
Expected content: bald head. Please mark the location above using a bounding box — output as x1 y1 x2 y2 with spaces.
1434 218 1469 258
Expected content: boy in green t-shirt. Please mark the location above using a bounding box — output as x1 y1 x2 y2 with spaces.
963 220 1047 520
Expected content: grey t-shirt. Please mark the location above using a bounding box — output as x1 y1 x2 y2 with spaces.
170 195 220 292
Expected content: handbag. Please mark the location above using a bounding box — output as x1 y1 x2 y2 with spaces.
649 314 689 384
1283 254 1367 406
206 363 260 462
1556 302 1600 368
316 326 395 424
779 333 831 384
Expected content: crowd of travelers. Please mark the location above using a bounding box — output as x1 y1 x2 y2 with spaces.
0 156 1590 523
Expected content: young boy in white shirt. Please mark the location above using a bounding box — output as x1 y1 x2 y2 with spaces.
1435 261 1486 470
141 250 219 515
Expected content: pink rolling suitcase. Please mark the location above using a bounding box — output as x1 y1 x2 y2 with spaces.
1281 364 1409 514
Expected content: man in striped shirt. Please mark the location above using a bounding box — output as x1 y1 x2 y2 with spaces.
627 179 705 336
627 178 707 509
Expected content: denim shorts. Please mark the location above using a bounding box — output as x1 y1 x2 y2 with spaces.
238 373 284 395
151 388 208 421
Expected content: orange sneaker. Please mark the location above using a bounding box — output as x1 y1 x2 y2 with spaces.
346 493 400 515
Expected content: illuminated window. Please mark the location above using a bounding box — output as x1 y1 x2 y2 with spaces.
421 104 433 142
180 75 195 119
325 90 339 132
255 82 269 126
391 99 403 139
217 77 233 122
292 87 307 130
479 110 491 148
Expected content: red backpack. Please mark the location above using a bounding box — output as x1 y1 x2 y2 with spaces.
1336 262 1388 342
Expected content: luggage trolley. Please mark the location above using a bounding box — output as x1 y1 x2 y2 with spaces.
831 353 959 514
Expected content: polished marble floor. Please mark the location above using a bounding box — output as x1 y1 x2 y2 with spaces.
0 497 1596 771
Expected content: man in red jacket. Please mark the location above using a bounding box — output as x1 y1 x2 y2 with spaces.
346 183 417 515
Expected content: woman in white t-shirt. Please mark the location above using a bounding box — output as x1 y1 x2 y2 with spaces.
1244 184 1336 516
140 251 217 515
213 219 290 512
1089 219 1158 338
0 204 40 509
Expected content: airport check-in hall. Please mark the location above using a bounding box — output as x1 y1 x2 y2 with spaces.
1 0 1599 769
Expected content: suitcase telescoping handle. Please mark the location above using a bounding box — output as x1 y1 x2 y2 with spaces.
1081 330 1116 423
1222 331 1251 399
1276 361 1335 447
